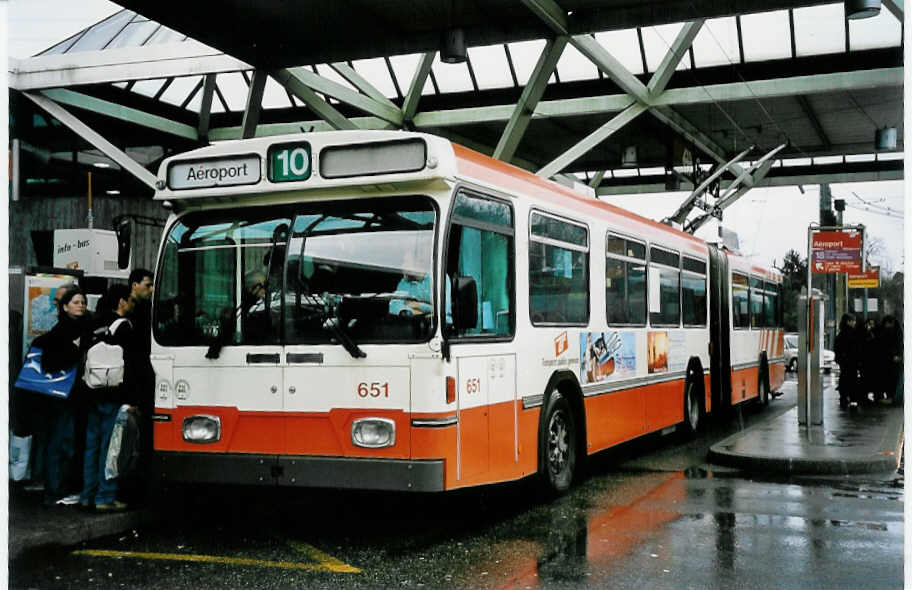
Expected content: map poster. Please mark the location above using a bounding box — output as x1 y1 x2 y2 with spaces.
23 274 78 352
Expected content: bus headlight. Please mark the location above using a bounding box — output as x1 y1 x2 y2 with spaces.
182 415 221 444
351 418 395 448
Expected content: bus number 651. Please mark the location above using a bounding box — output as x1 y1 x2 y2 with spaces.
357 382 390 398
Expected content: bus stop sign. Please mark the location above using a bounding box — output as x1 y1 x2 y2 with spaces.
810 230 862 274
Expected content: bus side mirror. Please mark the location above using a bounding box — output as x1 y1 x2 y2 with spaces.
114 217 132 270
452 276 478 333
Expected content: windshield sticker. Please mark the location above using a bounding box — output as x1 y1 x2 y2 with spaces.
580 331 636 384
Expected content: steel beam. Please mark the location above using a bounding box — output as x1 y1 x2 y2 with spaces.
883 0 903 19
38 88 198 141
647 20 704 96
570 34 651 104
241 70 267 139
536 103 648 178
494 36 568 162
22 92 158 190
8 41 250 90
588 169 606 190
277 66 403 125
796 95 831 150
197 74 217 142
329 62 400 111
402 52 436 124
272 69 359 131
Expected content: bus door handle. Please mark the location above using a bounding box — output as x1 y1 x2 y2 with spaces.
247 353 280 364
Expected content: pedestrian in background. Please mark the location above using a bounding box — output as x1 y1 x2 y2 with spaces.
877 315 902 405
80 284 139 513
835 313 861 410
31 285 91 506
860 318 879 405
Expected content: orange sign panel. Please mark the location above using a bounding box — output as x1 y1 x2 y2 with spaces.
848 269 879 289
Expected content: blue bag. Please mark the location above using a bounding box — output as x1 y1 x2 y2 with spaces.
14 346 77 399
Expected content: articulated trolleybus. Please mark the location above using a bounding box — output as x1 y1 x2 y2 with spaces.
150 131 784 494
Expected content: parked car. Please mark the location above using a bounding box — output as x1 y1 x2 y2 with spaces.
784 333 835 373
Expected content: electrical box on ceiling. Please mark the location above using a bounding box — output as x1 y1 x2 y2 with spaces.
52 229 131 279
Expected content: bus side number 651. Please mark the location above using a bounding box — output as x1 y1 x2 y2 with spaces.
357 382 390 398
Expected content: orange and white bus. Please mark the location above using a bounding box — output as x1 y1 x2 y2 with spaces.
149 130 784 494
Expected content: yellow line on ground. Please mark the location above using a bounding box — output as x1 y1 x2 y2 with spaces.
289 541 362 573
72 549 355 572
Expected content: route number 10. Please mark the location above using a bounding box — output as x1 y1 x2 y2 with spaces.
268 141 312 182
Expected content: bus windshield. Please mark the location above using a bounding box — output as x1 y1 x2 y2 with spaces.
154 196 437 347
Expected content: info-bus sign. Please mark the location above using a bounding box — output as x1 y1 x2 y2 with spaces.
810 230 862 274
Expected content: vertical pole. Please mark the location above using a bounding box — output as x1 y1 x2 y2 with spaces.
87 171 94 229
11 138 20 202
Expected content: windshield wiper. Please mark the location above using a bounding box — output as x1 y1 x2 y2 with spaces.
295 217 366 359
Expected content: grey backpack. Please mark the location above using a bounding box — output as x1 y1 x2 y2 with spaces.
83 318 131 389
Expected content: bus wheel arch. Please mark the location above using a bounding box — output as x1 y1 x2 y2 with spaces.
537 371 585 495
680 358 705 437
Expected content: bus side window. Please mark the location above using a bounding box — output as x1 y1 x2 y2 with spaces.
446 191 514 338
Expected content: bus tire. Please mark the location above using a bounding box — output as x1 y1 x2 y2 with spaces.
759 368 770 406
540 391 576 495
680 378 701 437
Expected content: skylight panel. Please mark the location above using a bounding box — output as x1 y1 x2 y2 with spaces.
594 29 644 75
642 23 694 72
850 7 902 50
556 42 599 82
466 45 513 90
145 25 186 45
263 75 293 109
387 54 433 96
106 20 159 50
508 40 551 86
691 17 739 68
159 75 203 109
350 58 398 98
431 58 474 93
741 11 791 61
794 4 845 56
68 10 134 52
131 79 167 98
215 72 251 111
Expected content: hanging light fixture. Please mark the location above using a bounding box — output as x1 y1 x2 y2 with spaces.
621 146 638 168
440 28 467 63
875 127 897 151
845 0 881 19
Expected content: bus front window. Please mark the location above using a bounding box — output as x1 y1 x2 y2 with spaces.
285 198 436 344
155 198 436 347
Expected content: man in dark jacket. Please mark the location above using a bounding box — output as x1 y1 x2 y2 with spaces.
123 269 155 505
79 284 138 512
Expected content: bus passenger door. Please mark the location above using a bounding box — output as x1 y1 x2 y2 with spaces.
455 354 516 482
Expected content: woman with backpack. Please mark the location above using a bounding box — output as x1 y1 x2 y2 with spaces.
31 285 92 507
79 284 140 513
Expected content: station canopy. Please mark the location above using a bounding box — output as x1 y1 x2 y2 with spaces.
8 0 903 221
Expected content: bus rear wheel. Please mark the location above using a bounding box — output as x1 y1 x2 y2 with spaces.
540 391 576 494
680 379 701 437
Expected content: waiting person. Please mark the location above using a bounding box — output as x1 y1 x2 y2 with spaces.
80 284 139 513
877 315 903 405
123 269 155 506
860 318 879 405
31 285 91 506
835 313 861 410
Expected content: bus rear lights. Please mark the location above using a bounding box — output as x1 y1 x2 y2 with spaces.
351 418 395 448
182 415 221 444
446 377 456 404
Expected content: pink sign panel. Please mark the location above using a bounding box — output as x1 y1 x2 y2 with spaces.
810 230 862 274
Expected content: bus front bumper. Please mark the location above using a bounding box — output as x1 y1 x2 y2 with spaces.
155 451 445 492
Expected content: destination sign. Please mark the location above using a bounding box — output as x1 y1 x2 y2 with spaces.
168 155 261 190
810 230 862 274
848 268 880 289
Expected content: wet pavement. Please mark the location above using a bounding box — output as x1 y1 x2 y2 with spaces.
7 375 904 588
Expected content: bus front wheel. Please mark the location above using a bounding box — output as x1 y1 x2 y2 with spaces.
540 391 576 494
